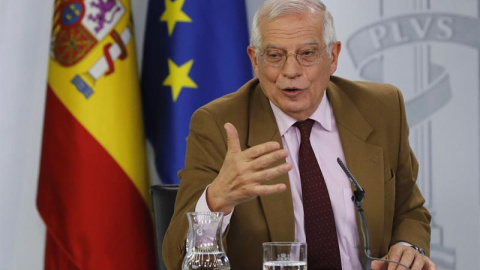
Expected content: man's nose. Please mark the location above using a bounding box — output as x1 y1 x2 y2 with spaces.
281 53 302 78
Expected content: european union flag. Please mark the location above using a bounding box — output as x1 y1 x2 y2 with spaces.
141 0 252 184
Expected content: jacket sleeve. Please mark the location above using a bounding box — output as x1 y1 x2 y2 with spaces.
390 88 432 256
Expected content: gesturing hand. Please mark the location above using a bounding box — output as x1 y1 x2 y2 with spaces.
371 243 436 270
206 123 293 215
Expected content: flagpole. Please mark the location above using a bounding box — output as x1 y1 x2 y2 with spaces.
477 0 480 212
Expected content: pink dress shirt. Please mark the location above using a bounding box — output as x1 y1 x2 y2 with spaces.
196 92 362 269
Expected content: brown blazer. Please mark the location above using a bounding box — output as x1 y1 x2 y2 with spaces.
163 76 431 270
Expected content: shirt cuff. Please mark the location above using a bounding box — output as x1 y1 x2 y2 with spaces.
195 185 233 234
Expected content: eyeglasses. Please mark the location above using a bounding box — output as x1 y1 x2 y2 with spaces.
259 46 324 67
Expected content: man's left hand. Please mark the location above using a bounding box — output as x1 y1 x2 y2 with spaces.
371 243 436 270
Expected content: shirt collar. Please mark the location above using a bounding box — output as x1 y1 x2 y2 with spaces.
270 90 333 136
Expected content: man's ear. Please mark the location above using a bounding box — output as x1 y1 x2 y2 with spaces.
329 41 341 75
247 46 259 77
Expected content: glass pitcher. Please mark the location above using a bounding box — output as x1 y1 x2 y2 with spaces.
182 212 230 270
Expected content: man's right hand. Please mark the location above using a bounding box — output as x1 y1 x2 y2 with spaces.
206 122 293 215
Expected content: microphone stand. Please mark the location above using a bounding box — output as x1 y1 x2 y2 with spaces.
353 192 372 270
337 158 372 270
337 158 410 270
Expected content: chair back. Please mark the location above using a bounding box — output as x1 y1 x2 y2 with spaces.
150 184 179 270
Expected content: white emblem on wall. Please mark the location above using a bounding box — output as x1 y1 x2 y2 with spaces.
345 0 480 269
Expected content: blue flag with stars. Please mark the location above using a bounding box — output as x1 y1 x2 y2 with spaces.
141 0 252 184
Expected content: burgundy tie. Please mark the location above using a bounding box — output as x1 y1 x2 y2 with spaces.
295 119 342 270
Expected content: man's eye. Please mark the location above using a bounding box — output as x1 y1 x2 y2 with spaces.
300 50 316 57
266 51 285 62
267 52 283 58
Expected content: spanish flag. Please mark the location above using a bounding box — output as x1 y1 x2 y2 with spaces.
37 1 155 269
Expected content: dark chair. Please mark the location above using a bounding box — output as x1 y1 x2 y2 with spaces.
150 184 179 270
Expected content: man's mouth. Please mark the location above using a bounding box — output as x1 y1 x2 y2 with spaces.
282 88 303 95
283 88 301 92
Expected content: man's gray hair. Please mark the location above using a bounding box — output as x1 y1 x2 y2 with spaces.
250 0 337 57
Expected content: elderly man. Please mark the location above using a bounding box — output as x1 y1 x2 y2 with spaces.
163 0 435 269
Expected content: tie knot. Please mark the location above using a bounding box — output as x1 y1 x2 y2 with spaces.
294 119 315 140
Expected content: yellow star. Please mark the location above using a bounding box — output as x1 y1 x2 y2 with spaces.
163 59 198 102
159 0 192 36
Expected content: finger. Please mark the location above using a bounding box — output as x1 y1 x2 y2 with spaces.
410 252 425 270
386 246 403 270
251 162 292 183
250 149 289 170
423 257 436 270
243 141 281 160
395 248 416 270
251 183 287 196
247 163 292 184
224 123 241 154
371 259 387 270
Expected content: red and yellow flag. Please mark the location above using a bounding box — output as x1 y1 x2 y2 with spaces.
37 0 155 269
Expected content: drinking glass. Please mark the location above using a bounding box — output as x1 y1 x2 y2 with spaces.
263 242 307 270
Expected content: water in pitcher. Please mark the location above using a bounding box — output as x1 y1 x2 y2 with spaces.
263 261 307 270
182 212 230 270
182 250 230 270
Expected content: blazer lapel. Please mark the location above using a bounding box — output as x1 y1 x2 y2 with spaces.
327 81 385 255
247 83 295 242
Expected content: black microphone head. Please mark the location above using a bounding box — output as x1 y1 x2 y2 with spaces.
336 157 365 203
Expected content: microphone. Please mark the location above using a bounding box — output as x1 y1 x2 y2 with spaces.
336 158 372 270
336 158 410 270
337 158 365 204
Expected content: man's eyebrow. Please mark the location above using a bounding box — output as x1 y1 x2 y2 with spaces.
263 41 320 50
302 41 320 46
264 44 283 50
